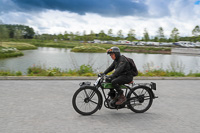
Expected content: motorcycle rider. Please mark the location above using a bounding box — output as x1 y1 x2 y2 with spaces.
103 47 133 105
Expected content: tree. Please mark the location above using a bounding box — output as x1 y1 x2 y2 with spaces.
57 33 63 40
170 27 179 42
89 30 95 41
143 28 149 42
108 29 113 37
63 31 69 40
83 30 86 36
192 25 200 36
23 26 35 39
99 30 106 40
106 29 113 40
0 25 9 40
117 30 124 40
74 31 81 41
127 29 136 41
14 29 23 39
153 36 159 42
2 24 35 39
69 32 74 41
82 30 88 41
0 25 9 45
157 27 165 42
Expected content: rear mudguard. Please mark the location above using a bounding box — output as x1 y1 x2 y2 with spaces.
128 85 157 99
79 85 103 110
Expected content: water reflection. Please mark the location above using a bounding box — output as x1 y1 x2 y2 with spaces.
0 47 199 74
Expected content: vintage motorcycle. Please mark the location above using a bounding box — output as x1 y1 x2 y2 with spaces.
72 74 158 115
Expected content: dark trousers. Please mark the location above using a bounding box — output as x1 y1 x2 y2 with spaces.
111 75 133 95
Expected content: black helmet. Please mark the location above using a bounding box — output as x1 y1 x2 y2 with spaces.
106 47 120 54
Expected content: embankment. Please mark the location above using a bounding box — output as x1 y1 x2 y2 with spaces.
172 48 200 55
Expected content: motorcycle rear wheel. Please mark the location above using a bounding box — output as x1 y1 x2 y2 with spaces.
127 86 153 113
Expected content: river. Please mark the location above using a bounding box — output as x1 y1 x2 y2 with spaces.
0 47 199 74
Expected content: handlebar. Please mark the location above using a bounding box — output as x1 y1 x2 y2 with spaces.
98 73 106 78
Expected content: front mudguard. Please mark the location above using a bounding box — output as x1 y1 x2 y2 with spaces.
79 85 103 110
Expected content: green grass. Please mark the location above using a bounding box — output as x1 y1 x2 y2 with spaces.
1 42 37 50
71 46 106 52
27 64 96 76
0 63 200 77
0 70 22 76
140 62 187 77
0 42 37 58
138 69 185 77
187 72 200 77
124 46 171 54
31 41 82 48
0 52 24 58
0 47 24 58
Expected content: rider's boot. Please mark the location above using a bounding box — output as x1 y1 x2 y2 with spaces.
116 92 127 105
112 83 127 105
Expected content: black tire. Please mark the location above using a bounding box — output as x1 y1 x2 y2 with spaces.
72 86 102 115
127 86 153 113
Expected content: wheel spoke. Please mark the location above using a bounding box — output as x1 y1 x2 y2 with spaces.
89 91 96 99
144 96 151 100
140 89 144 95
84 89 89 98
89 100 98 105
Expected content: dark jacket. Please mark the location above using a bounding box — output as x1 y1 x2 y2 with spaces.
104 55 132 78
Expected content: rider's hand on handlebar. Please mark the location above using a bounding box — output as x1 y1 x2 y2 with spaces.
105 75 113 82
98 73 105 77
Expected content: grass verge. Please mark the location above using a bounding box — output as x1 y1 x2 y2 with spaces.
27 64 96 76
0 64 200 77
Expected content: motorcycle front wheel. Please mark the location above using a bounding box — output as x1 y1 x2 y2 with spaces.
72 86 102 115
127 86 153 113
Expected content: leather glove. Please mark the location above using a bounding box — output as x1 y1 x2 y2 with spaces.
98 73 105 77
106 75 113 83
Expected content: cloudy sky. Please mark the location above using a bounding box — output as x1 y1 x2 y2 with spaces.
0 0 200 38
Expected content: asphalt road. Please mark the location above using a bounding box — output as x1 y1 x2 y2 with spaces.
0 80 200 133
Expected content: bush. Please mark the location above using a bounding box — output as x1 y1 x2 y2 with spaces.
143 69 167 77
26 64 96 76
0 70 13 76
15 71 22 76
27 65 47 76
187 72 200 77
77 65 94 75
0 70 22 76
194 73 200 77
47 68 63 76
142 62 186 77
